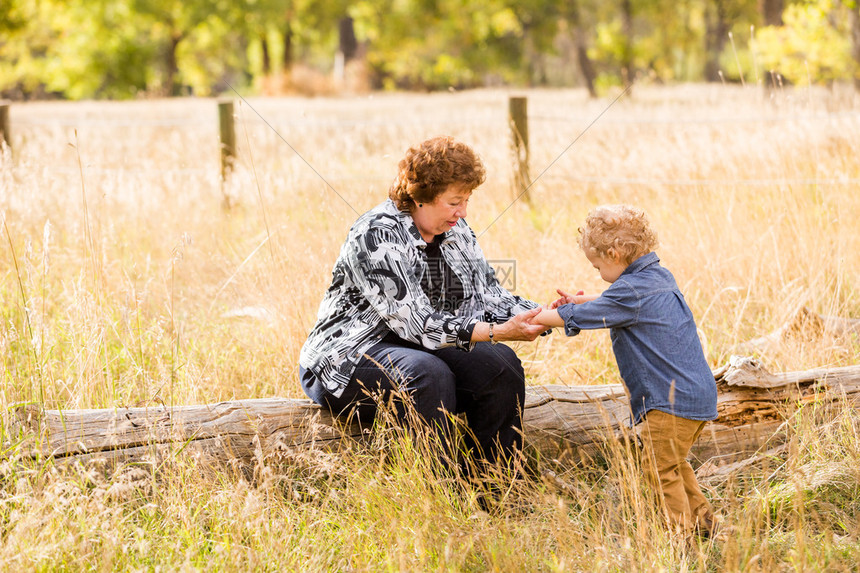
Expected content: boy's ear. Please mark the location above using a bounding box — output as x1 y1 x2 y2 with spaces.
606 247 620 262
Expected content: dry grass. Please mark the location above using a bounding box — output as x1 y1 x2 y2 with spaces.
1 84 860 570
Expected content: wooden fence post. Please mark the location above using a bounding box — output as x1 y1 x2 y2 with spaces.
0 101 10 152
218 99 236 179
508 96 530 204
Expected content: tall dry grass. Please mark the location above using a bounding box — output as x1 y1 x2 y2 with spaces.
1 84 859 570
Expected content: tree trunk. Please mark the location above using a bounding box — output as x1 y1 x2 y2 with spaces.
566 1 597 98
282 22 293 75
339 17 358 62
165 33 182 97
704 0 730 82
760 0 784 26
620 0 634 87
851 2 860 92
9 356 860 472
521 24 546 87
576 37 598 98
261 33 271 76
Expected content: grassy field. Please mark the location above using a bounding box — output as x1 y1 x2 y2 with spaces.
1 84 860 570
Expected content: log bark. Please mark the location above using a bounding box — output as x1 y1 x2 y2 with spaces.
736 306 860 355
6 356 860 471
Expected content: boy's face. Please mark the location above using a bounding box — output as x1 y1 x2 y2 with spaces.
585 251 628 283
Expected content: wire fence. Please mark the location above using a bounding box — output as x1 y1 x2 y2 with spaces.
530 110 860 125
7 96 860 190
540 174 860 186
22 164 860 188
13 109 860 128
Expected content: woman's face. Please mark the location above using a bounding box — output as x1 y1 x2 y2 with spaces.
411 184 472 242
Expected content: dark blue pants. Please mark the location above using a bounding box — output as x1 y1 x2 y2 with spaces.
304 335 526 467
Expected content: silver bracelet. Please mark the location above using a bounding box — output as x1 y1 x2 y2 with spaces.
488 322 498 344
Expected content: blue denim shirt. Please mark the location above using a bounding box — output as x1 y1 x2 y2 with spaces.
557 252 718 425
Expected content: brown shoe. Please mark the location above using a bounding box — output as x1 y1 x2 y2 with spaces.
694 513 718 539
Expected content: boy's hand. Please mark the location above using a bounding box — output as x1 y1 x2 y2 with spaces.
548 289 585 309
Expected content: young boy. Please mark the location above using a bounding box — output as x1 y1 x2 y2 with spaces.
533 204 718 537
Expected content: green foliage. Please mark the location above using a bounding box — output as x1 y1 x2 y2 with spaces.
54 1 156 99
0 0 858 98
352 0 546 89
1 0 154 98
755 0 855 85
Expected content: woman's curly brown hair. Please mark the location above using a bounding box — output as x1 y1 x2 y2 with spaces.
577 204 659 265
389 136 486 212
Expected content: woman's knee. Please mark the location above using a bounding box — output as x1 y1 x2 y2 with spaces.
488 343 526 395
394 353 458 419
458 343 525 416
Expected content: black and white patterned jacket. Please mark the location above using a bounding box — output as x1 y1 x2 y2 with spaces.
300 199 539 397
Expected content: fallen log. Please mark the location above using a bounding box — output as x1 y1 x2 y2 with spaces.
5 356 860 471
736 306 860 355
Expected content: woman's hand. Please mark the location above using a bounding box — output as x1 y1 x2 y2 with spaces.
548 289 585 309
496 308 550 342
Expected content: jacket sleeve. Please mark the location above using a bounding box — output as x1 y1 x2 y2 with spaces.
556 279 640 336
346 226 476 350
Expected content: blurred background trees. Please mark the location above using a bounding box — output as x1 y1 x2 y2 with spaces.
0 0 858 99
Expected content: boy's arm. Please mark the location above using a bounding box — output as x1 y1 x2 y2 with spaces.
536 289 601 328
549 289 599 309
532 308 565 328
534 281 639 335
557 282 639 336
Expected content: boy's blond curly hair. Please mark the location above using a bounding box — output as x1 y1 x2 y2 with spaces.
577 204 658 265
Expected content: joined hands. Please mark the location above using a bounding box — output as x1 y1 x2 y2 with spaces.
547 289 592 309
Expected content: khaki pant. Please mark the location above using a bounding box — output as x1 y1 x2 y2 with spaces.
638 409 713 532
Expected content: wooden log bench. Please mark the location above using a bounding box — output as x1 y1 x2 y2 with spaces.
6 356 860 473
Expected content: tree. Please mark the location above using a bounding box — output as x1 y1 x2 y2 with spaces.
761 0 785 25
632 0 703 83
129 0 230 96
0 0 158 99
241 0 346 91
756 0 854 86
1 0 245 99
850 0 860 90
703 0 731 81
351 0 532 89
563 0 598 96
1 0 856 98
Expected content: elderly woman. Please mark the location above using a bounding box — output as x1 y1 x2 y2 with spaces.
299 136 545 468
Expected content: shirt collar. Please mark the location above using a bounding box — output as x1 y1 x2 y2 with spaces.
387 199 427 249
387 199 458 249
439 226 457 245
620 251 659 277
